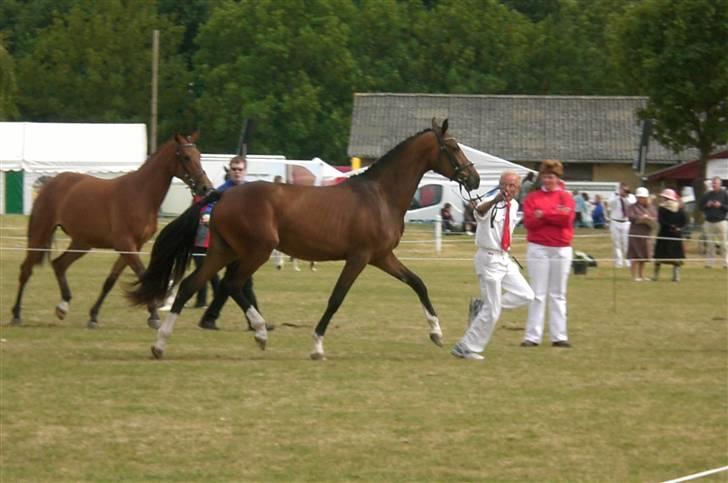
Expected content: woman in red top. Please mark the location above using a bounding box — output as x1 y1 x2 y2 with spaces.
521 160 575 348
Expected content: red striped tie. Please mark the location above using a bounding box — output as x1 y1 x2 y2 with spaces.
501 201 511 251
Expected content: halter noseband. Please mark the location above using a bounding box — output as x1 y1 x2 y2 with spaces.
176 143 206 194
434 130 479 203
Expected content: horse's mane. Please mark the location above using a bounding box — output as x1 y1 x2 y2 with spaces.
350 128 432 180
141 138 177 165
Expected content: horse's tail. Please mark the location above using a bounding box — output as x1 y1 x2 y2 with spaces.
127 191 222 306
25 180 60 266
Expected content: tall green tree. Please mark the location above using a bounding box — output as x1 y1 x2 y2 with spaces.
347 0 429 93
413 0 532 94
610 0 728 204
522 0 634 94
0 36 19 120
193 0 356 161
15 0 192 140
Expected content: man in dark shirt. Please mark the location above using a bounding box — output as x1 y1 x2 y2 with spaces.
699 176 728 268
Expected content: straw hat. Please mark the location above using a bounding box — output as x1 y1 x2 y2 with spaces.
635 187 649 198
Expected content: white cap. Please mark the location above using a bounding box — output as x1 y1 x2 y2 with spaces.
635 187 649 198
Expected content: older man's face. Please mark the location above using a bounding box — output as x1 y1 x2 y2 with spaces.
713 178 722 191
500 174 521 200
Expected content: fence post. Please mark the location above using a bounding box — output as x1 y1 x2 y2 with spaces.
435 216 442 254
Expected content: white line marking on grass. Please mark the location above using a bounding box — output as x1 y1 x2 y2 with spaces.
661 465 728 483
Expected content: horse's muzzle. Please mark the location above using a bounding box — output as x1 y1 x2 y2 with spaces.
464 172 480 192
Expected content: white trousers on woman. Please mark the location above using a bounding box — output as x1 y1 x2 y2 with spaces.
459 249 534 353
524 243 573 344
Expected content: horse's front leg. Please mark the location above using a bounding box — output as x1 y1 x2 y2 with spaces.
87 256 127 329
311 256 368 360
371 252 443 347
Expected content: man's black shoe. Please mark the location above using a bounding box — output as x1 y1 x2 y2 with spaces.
198 320 219 331
520 340 539 347
552 340 572 348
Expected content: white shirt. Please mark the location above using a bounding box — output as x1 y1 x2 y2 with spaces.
475 196 520 252
607 193 636 221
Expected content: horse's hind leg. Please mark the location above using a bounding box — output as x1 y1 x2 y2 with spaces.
152 247 233 359
11 250 45 325
310 256 368 360
371 253 443 347
51 240 90 321
87 256 127 329
122 252 163 329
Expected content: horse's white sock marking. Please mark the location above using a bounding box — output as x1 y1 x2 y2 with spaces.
424 308 442 336
246 307 267 340
312 333 324 354
57 300 69 313
155 313 178 352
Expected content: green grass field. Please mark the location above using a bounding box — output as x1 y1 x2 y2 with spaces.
1 214 726 482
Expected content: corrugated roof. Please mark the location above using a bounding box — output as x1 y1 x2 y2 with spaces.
347 93 699 164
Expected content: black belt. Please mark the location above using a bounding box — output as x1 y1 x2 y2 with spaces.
612 219 628 223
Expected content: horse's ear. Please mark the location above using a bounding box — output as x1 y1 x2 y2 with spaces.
431 117 439 132
174 133 185 144
442 118 449 134
188 131 200 143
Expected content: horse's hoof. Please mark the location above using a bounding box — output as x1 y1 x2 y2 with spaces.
10 317 22 326
87 320 98 329
55 302 69 320
147 317 161 330
255 335 267 351
310 352 326 361
429 333 443 347
151 346 164 359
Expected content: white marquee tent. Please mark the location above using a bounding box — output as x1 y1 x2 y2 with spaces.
0 122 148 214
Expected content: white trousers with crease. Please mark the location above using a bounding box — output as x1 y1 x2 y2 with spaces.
460 249 534 353
524 243 572 344
610 221 630 267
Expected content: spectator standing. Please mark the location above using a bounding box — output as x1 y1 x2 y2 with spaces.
574 191 585 227
699 176 728 268
592 195 606 228
521 160 575 348
451 171 534 360
580 192 593 228
626 187 657 282
607 183 636 268
191 200 220 307
653 189 688 282
518 172 536 207
198 155 267 331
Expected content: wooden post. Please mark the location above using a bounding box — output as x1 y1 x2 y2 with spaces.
150 29 159 154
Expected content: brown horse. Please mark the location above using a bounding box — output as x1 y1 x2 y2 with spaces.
129 119 479 359
11 133 214 329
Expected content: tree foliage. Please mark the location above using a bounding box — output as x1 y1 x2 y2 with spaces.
610 0 728 199
0 36 19 120
2 0 726 164
14 0 192 139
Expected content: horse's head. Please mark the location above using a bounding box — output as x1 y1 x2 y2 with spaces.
430 118 480 192
173 132 214 196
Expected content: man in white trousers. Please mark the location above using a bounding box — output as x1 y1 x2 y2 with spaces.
452 171 535 361
607 183 636 268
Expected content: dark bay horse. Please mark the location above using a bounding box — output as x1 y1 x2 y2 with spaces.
129 119 479 359
11 133 214 329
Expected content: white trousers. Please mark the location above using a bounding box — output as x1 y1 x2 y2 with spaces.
704 220 728 267
460 249 534 353
524 243 572 344
610 221 631 267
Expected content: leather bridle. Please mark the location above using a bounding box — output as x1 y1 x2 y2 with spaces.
176 143 207 195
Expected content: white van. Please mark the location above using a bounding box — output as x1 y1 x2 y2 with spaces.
405 176 499 225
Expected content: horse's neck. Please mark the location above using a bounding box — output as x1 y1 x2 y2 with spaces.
369 137 434 214
127 147 176 210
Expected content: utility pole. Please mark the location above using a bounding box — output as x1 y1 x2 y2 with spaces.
150 29 159 154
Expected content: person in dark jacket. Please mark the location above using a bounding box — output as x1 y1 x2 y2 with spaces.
653 189 688 282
